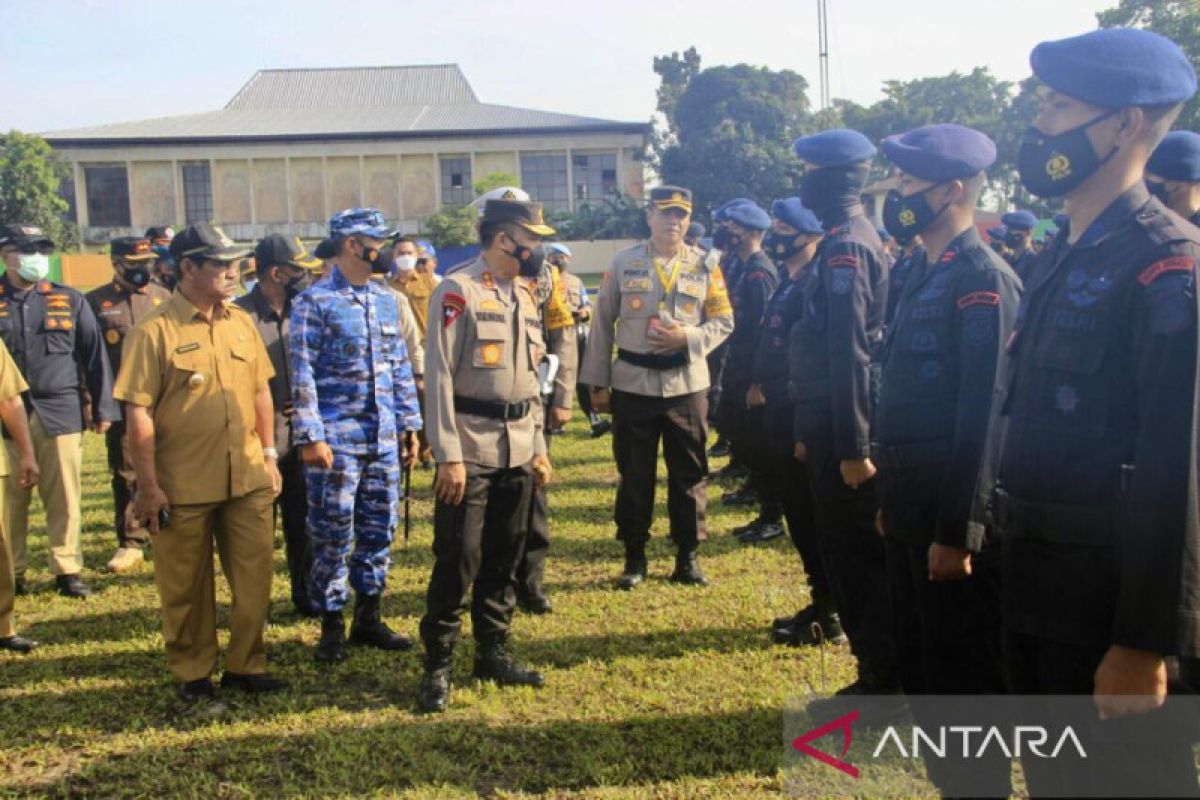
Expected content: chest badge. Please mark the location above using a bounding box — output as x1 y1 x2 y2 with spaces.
105 329 121 345
480 343 502 366
629 296 644 311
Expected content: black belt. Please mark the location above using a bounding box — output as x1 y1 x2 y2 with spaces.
871 439 952 470
617 348 688 370
453 396 534 421
991 487 1115 547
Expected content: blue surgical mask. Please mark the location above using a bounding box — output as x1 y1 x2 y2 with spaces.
16 253 50 283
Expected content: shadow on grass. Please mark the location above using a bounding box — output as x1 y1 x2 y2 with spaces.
23 705 783 797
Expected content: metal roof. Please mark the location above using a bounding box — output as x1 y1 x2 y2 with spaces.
225 65 479 109
43 65 648 145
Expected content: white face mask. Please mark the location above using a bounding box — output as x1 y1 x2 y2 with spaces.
16 253 50 283
393 255 418 273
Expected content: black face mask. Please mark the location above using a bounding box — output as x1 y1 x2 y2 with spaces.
712 226 732 250
727 231 744 249
799 163 871 223
505 237 546 278
353 240 385 273
881 187 946 244
763 231 805 262
1147 179 1172 205
283 269 311 298
1017 110 1121 198
119 263 152 289
1004 231 1028 249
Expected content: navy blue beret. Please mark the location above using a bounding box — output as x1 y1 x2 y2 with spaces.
1147 130 1200 181
1053 213 1069 229
987 225 1008 240
771 197 823 235
726 202 771 230
880 124 997 182
687 221 707 239
714 198 754 222
1031 28 1197 109
793 129 876 167
1002 210 1039 230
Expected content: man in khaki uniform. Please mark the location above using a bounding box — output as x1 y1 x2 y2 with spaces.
417 199 555 714
0 341 40 652
390 237 438 467
581 186 734 589
114 223 287 701
85 237 170 574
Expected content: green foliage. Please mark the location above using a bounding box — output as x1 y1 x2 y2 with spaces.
473 172 520 195
0 130 79 250
423 204 478 249
1098 0 1200 130
555 193 650 241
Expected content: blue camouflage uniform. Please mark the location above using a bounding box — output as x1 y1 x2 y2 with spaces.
289 266 422 612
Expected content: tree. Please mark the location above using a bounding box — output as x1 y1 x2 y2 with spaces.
0 130 78 250
1098 0 1200 130
650 46 703 159
555 193 649 240
423 204 477 249
473 172 520 196
655 61 813 218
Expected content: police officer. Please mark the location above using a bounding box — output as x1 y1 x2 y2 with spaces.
234 234 321 616
706 198 752 465
998 28 1200 796
581 186 734 589
788 130 895 706
0 225 118 598
418 199 555 713
746 198 843 646
985 225 1008 256
0 340 40 652
718 201 782 540
145 227 177 291
290 208 422 664
880 192 927 329
114 222 287 700
684 222 706 249
1147 130 1200 225
1000 209 1039 281
875 124 1020 797
553 244 608 438
85 237 170 574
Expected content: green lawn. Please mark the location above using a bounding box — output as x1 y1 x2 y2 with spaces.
0 423 867 798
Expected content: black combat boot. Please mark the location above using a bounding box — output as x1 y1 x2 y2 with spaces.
349 592 413 650
669 549 709 586
315 610 346 664
615 543 647 591
772 589 844 645
472 635 544 688
417 640 455 714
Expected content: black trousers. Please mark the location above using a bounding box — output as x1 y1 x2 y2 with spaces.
277 451 313 611
516 433 551 599
886 537 1009 796
420 463 533 647
809 468 894 677
706 343 729 428
611 390 708 549
105 421 148 548
1004 629 1198 798
576 332 595 418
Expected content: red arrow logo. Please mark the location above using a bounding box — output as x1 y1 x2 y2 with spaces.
791 709 860 778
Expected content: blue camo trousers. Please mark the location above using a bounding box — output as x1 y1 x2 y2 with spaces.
304 450 400 612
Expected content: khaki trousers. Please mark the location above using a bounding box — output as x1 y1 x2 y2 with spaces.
151 488 274 682
5 414 82 577
0 486 14 637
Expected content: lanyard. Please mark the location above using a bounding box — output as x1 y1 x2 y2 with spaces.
652 252 684 298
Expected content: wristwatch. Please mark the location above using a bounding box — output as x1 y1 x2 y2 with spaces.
262 447 279 460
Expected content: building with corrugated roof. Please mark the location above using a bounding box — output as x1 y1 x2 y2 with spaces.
44 65 649 243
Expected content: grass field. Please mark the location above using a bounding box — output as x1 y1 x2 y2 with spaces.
0 421 871 798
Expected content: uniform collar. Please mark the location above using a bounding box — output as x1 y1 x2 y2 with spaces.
932 225 985 268
1073 182 1152 249
822 203 867 233
168 289 231 323
246 284 286 322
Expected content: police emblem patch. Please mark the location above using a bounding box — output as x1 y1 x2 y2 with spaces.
105 329 121 345
963 307 995 346
830 269 854 295
480 343 502 366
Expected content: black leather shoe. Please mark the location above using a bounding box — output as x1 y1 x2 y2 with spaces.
221 672 289 693
721 486 759 507
518 593 554 615
418 668 451 713
55 574 91 598
669 551 709 586
315 610 346 663
737 520 786 543
772 603 816 632
589 419 612 438
707 439 731 458
177 677 216 703
13 575 27 596
615 549 647 591
773 610 847 646
0 634 39 652
348 593 413 651
473 637 544 688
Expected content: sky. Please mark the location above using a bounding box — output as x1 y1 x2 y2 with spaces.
0 0 1113 134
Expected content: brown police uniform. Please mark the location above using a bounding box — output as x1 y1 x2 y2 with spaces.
580 221 734 551
113 291 276 683
0 343 29 639
419 254 546 651
86 268 170 551
398 269 439 339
